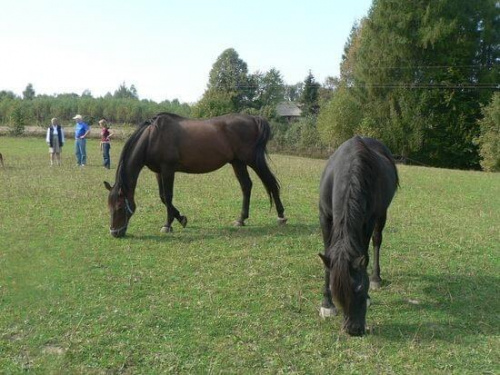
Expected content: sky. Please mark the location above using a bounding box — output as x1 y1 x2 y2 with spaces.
0 0 373 104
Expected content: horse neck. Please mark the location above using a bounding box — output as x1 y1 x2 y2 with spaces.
119 143 147 197
124 159 143 194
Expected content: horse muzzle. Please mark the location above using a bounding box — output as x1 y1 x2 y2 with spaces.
345 321 366 337
110 225 127 238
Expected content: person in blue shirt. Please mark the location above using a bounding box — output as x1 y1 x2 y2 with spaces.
73 114 90 166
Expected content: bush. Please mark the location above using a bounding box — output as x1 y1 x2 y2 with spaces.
8 104 26 136
269 116 328 158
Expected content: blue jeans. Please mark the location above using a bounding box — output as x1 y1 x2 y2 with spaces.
75 138 87 166
102 142 110 168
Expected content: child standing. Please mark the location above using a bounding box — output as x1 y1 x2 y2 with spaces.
99 119 113 169
46 117 65 166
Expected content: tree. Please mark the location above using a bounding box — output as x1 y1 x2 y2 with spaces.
300 71 320 116
192 90 237 118
319 76 340 103
9 101 27 135
318 84 363 148
318 0 499 168
0 90 16 100
476 92 500 171
81 89 93 98
249 68 286 117
204 48 252 111
114 82 139 100
23 83 35 100
285 83 303 102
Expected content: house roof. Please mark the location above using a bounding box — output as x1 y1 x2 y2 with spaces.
276 102 302 117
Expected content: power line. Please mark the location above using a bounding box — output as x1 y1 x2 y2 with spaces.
358 83 500 90
362 64 499 70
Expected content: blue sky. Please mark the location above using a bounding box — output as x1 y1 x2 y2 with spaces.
0 0 372 103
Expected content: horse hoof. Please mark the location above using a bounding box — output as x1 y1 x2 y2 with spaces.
277 217 287 225
233 220 244 227
180 216 188 228
367 296 372 308
319 307 337 318
370 280 381 290
160 226 173 234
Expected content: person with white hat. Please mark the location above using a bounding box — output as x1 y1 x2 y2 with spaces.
73 114 90 166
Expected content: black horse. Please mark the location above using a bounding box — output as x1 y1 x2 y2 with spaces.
104 112 287 237
318 136 398 336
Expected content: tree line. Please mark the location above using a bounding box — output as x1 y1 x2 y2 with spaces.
0 82 192 133
1 0 499 170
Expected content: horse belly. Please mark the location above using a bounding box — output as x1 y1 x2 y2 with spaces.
177 143 233 173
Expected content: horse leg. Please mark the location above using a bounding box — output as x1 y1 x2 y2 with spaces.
320 269 337 318
319 214 336 317
231 161 252 226
370 214 387 289
156 172 187 233
273 192 287 225
250 162 287 225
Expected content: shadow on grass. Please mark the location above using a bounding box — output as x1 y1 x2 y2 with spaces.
125 222 320 243
375 273 500 342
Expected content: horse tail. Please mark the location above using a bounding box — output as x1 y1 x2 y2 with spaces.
253 116 281 209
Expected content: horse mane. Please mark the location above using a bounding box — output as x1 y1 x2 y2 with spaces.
153 112 186 122
115 112 188 193
329 136 379 313
115 119 151 194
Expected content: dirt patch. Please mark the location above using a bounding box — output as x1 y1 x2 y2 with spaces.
42 345 66 355
0 126 132 140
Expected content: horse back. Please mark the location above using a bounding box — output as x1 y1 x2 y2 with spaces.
319 136 398 238
147 113 262 173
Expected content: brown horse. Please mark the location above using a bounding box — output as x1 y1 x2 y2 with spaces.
104 112 287 237
318 136 398 336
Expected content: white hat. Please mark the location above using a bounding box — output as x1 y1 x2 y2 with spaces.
73 114 83 120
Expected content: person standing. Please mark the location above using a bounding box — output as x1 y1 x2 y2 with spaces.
46 117 65 166
99 119 113 169
73 114 90 167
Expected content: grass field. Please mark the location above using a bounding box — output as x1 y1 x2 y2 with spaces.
0 136 499 374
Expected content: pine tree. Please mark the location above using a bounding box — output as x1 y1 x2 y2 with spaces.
22 83 35 100
300 71 320 116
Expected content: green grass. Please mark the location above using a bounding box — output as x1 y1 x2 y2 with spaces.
0 137 499 374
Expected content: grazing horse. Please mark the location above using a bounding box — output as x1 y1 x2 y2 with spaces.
318 136 398 336
104 112 287 237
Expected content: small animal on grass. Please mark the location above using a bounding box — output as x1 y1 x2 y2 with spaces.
318 136 398 336
0 152 4 167
104 112 287 238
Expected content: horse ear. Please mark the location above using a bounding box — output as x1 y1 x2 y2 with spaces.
318 253 331 268
103 181 112 191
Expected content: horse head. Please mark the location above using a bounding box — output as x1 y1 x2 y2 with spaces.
320 252 370 336
104 181 136 237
